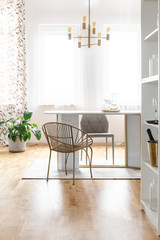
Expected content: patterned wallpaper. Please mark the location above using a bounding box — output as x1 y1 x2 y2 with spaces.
0 0 27 145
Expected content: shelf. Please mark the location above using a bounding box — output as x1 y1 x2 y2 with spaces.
144 28 158 41
144 161 158 174
141 200 158 229
141 75 158 84
144 121 159 129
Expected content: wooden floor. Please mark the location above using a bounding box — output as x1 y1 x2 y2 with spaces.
0 145 159 240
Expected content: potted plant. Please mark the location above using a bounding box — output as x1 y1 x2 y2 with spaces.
0 110 41 152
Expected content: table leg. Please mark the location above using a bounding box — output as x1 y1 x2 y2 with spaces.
57 113 79 170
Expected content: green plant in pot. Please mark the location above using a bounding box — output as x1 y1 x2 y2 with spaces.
0 110 41 152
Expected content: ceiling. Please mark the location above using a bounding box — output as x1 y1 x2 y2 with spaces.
26 0 140 24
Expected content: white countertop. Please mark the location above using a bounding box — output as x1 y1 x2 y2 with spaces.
44 110 141 115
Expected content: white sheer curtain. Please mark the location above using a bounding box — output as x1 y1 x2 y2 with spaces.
39 25 104 110
102 25 141 110
39 25 81 107
39 24 140 110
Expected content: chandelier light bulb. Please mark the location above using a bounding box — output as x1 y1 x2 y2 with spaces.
78 35 82 42
107 27 111 33
78 35 82 48
82 16 87 29
68 27 72 33
98 32 102 39
92 21 96 34
68 27 72 40
92 22 96 27
83 16 87 22
106 27 110 40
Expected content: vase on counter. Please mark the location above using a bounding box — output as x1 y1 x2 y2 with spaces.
149 179 157 211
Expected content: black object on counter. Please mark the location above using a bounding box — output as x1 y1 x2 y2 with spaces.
146 120 158 125
147 129 156 143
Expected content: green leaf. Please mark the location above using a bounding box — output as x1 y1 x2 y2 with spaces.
31 128 41 141
23 110 33 121
12 119 16 124
28 131 31 140
0 121 5 126
23 122 32 126
15 125 26 135
23 134 28 142
19 135 23 142
32 123 38 128
12 135 16 142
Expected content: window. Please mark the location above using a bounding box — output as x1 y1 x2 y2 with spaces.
103 25 141 108
39 24 140 109
39 25 80 106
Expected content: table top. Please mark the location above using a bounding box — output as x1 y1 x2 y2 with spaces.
44 110 141 115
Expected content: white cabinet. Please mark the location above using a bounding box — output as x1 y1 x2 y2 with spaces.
141 0 160 235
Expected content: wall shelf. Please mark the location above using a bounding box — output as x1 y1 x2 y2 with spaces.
144 161 158 174
141 75 159 84
141 200 158 228
144 28 158 41
144 121 159 129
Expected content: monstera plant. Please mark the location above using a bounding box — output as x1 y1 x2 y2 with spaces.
0 110 41 152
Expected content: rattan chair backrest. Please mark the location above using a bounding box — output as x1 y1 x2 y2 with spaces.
42 122 93 153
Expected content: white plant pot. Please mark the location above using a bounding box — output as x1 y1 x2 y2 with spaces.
9 138 26 152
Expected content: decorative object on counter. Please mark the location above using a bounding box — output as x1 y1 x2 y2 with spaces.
103 99 111 110
152 98 158 123
110 93 118 110
152 54 158 75
149 179 157 211
149 58 153 77
0 110 41 152
103 93 119 112
149 54 158 76
147 128 158 167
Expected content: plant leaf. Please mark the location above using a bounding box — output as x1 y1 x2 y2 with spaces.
19 135 22 142
15 125 26 135
23 110 33 121
23 134 28 142
32 123 38 128
31 128 41 141
12 135 16 142
28 131 31 140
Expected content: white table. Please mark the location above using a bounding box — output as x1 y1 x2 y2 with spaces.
44 110 141 170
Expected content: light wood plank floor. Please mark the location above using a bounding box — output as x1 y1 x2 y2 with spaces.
0 145 159 240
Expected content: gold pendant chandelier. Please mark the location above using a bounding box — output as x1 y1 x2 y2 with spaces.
68 0 110 48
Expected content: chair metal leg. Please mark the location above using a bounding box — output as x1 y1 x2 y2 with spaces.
47 150 52 181
112 135 114 165
65 153 68 175
73 152 75 185
89 147 93 178
86 136 88 165
81 149 83 161
106 137 108 160
81 134 84 161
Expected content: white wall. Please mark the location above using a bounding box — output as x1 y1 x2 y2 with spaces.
25 0 140 144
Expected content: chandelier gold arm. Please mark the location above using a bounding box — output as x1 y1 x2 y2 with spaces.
68 0 110 48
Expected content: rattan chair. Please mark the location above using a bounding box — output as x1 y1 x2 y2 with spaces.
42 122 93 184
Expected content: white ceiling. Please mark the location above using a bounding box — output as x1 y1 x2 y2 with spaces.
26 0 140 24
